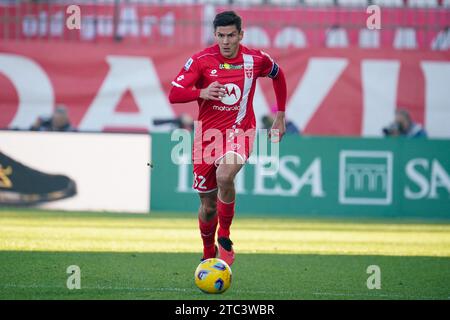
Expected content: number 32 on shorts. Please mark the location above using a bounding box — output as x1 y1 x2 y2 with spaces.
193 173 207 190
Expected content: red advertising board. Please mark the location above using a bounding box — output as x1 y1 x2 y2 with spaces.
1 41 449 137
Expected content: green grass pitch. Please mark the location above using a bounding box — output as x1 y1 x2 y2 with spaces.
0 208 449 300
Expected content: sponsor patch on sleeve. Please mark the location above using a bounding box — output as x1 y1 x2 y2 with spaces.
184 58 193 71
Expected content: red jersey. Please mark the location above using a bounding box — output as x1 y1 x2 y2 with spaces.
171 44 280 133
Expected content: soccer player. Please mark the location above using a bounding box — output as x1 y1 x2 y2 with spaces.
168 11 287 266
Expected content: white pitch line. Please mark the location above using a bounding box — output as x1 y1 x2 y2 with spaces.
312 292 446 299
0 284 290 295
0 284 197 293
0 284 447 299
313 291 400 298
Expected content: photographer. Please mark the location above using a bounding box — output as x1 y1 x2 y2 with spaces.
153 113 194 131
383 109 427 138
30 105 76 132
262 105 300 135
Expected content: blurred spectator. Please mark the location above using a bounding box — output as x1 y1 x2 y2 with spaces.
262 104 300 134
30 105 76 132
383 109 427 138
153 113 194 131
179 113 194 131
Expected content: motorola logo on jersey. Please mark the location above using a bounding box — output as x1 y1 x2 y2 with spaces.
221 83 241 106
212 105 240 111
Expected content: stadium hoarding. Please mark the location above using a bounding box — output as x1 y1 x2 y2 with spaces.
1 2 448 51
151 132 450 219
0 3 204 44
1 42 449 138
216 6 450 51
0 130 151 213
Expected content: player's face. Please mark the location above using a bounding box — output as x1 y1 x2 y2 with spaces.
214 25 243 59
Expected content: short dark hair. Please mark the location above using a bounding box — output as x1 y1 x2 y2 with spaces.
213 11 242 32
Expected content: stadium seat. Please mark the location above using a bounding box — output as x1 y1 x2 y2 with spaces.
233 0 266 5
267 0 301 5
336 0 369 6
161 0 196 4
241 27 271 47
359 29 380 48
196 0 230 4
69 0 114 3
393 28 417 49
372 0 404 7
325 26 349 48
274 27 307 48
303 0 335 6
431 28 450 50
407 0 438 7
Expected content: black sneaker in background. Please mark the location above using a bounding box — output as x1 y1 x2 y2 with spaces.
0 151 77 206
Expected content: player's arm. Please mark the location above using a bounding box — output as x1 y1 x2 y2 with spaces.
169 57 226 103
170 82 226 103
261 52 287 141
270 67 287 142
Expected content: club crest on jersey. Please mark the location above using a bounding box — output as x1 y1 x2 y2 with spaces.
245 67 253 79
184 58 193 71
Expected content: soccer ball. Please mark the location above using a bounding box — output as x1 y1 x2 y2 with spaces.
194 258 232 294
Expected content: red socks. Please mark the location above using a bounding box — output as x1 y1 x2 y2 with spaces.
199 214 218 258
198 196 235 258
217 196 235 239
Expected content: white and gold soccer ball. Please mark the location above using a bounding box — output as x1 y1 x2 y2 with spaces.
194 258 232 294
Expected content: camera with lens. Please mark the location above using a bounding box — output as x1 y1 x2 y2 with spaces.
382 122 400 136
